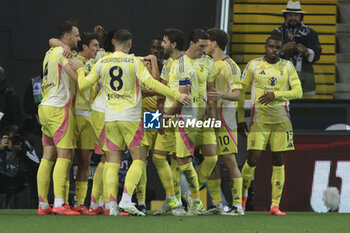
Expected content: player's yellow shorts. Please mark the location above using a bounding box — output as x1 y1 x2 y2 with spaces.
91 110 105 152
247 120 294 152
195 127 216 146
175 126 198 158
74 114 96 150
154 128 175 155
103 121 149 151
38 104 76 149
145 128 158 151
215 127 238 155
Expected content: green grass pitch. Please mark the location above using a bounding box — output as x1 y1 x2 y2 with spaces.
0 210 349 233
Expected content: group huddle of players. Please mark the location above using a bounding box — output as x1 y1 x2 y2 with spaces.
36 21 302 216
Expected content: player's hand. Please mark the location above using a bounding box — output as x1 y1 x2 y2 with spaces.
237 122 248 137
144 54 157 62
69 59 84 71
178 93 191 105
94 25 106 38
258 92 275 105
282 41 296 52
207 88 223 101
63 45 73 59
296 43 308 56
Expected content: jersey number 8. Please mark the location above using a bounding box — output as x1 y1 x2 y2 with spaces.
109 66 123 91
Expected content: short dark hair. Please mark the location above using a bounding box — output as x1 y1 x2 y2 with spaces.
163 28 185 50
188 28 209 43
58 21 77 38
77 32 99 52
265 36 282 45
104 28 118 52
207 28 228 50
114 29 133 44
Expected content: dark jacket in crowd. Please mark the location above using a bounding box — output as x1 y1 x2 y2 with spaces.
271 23 322 92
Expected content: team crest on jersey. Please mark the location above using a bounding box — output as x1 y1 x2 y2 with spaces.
242 71 246 80
269 77 277 86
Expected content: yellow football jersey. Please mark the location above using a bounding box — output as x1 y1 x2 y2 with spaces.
72 54 98 112
165 54 199 119
160 57 174 83
77 51 180 122
215 56 242 129
40 47 72 108
193 55 217 119
238 57 302 124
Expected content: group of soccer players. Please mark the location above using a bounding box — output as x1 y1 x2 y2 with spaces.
36 21 302 216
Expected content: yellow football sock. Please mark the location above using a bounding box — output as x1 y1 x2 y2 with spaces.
271 165 285 207
170 158 181 200
242 161 256 196
91 162 104 203
103 162 109 203
75 181 88 205
197 155 218 187
232 177 243 206
106 162 121 202
207 179 222 205
136 164 147 204
37 159 54 202
65 179 70 204
124 160 146 195
152 154 174 197
179 162 199 200
53 158 71 198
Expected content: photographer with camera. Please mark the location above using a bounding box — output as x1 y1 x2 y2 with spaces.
0 125 39 208
271 0 322 94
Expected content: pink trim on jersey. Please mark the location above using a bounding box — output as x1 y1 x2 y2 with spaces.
42 133 54 146
91 195 96 203
52 99 70 146
178 115 195 156
94 143 103 155
220 103 237 146
106 136 121 151
123 186 129 194
136 79 140 99
249 100 256 130
129 121 144 148
99 126 106 149
284 100 291 121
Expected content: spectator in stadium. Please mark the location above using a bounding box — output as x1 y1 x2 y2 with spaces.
271 0 322 94
0 125 40 208
0 66 23 134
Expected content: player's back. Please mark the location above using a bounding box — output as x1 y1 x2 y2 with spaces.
95 51 152 121
40 47 71 108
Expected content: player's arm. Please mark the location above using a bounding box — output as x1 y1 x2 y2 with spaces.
136 59 190 105
164 80 190 120
206 81 217 119
272 62 303 101
49 38 72 58
142 55 161 97
69 59 99 91
237 63 253 137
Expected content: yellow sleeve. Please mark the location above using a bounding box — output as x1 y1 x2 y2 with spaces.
77 64 99 92
274 62 303 100
230 63 242 91
237 62 253 123
207 60 217 83
58 47 69 66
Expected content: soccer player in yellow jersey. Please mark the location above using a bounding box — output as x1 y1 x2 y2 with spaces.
206 28 244 215
36 21 81 215
237 36 302 216
152 28 186 216
70 29 191 216
70 32 100 214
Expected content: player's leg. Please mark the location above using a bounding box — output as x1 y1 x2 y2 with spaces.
207 165 223 214
105 150 122 216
